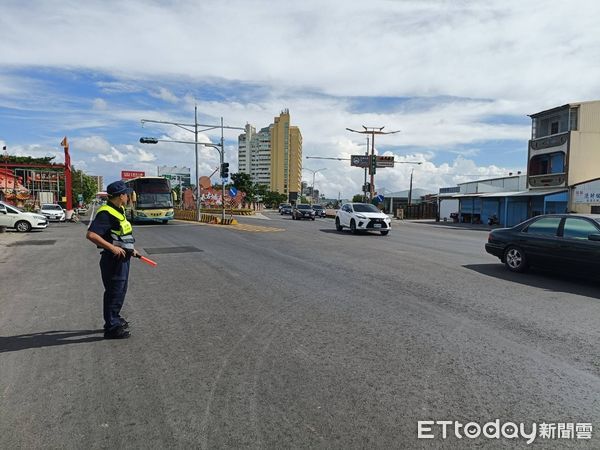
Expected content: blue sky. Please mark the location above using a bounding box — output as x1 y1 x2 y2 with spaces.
1 0 599 198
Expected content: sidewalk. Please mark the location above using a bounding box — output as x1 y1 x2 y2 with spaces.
399 218 500 231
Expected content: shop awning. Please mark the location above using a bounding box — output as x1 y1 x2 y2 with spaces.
453 189 567 199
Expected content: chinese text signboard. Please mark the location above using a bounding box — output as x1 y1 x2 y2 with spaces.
574 180 600 204
121 170 145 180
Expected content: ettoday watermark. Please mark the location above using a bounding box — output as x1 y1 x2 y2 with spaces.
418 420 592 444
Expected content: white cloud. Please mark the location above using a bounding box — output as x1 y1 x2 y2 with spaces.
98 147 125 163
150 87 179 104
72 136 112 154
92 98 108 110
2 0 598 104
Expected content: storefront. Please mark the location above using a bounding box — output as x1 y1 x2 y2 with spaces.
454 188 567 227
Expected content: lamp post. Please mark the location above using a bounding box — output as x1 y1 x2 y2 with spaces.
140 137 227 222
302 167 326 205
141 110 244 221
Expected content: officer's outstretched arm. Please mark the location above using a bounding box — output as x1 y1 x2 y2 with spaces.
86 230 126 258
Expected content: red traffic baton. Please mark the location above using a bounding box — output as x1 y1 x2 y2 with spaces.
135 254 157 267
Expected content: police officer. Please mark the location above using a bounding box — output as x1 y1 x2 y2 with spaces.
86 180 138 339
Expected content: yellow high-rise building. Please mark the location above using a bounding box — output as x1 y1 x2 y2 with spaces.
238 109 302 201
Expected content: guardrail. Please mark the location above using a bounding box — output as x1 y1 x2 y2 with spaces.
174 209 239 225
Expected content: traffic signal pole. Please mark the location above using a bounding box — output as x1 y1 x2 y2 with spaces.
141 110 244 222
346 126 400 201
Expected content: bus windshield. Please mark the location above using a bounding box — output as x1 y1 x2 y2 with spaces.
130 178 173 209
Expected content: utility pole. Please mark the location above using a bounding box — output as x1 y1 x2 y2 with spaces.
346 126 400 201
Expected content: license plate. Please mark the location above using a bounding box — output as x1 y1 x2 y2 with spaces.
373 223 382 228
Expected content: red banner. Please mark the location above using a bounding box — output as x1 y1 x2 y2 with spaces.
121 170 145 180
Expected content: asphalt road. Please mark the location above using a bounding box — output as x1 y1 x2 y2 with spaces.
1 212 599 448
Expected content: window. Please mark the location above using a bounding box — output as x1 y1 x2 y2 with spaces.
529 152 565 175
569 107 579 131
525 217 561 235
550 121 559 134
563 218 599 240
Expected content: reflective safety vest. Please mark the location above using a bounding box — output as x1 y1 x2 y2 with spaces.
96 204 134 249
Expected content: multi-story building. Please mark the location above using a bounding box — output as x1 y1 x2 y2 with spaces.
238 125 271 186
528 100 600 213
238 110 302 201
441 100 600 225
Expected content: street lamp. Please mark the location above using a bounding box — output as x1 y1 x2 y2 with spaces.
140 137 229 222
140 110 244 221
302 168 326 205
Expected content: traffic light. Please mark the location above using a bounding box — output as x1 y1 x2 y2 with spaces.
369 154 377 175
363 182 371 192
139 137 159 144
220 162 230 178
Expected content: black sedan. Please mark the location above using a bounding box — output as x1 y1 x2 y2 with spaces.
311 204 326 217
485 214 600 274
292 204 316 220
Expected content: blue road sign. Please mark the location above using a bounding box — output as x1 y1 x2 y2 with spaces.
229 187 238 197
376 194 385 203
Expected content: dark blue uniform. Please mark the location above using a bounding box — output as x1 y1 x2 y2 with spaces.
88 203 131 331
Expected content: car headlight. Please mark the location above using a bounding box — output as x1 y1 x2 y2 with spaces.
356 214 366 219
35 215 46 220
166 210 174 216
136 211 147 217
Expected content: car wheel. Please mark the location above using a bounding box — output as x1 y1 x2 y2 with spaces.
350 219 358 234
380 230 389 236
15 220 32 232
312 218 315 221
504 246 528 273
162 220 168 224
335 217 343 231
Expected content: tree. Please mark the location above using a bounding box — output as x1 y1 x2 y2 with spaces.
66 168 98 205
231 172 255 203
352 194 364 202
2 155 58 165
263 191 287 208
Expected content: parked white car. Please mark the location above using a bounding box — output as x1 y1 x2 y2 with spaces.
335 202 391 235
0 201 48 232
40 203 66 222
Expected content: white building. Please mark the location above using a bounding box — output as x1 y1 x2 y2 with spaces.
238 124 272 186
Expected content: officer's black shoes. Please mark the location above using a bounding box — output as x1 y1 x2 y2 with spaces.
104 326 130 339
119 318 129 329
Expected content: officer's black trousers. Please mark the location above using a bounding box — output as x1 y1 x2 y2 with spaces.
100 252 130 330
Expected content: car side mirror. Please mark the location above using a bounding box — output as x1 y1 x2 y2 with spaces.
588 234 600 241
0 209 6 214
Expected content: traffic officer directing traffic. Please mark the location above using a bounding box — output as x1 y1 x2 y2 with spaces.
86 180 138 339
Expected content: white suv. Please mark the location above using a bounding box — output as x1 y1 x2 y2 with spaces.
40 203 66 222
335 202 391 235
0 201 48 232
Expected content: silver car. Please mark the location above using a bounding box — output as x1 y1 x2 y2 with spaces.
40 203 66 222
